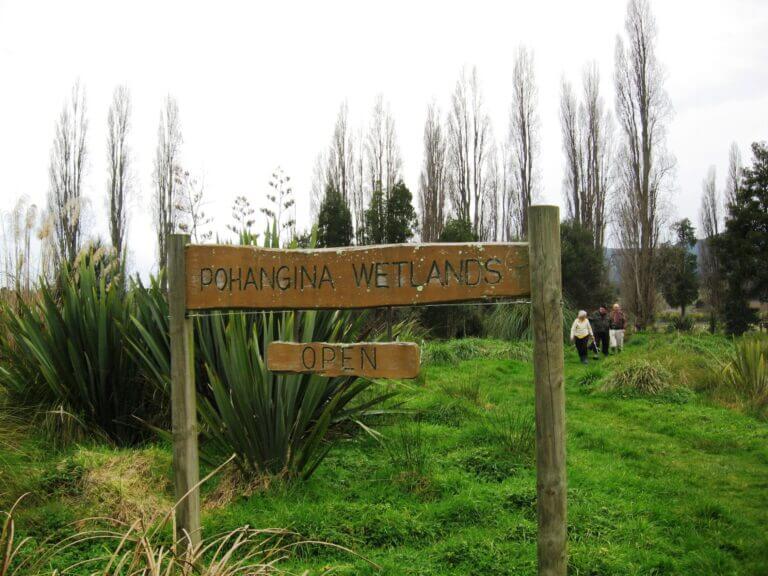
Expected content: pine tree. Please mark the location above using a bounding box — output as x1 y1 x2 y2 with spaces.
658 218 699 318
385 181 417 243
364 185 386 245
716 142 768 334
560 220 612 310
363 180 417 244
317 184 353 248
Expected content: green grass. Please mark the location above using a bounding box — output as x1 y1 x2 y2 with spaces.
2 333 768 574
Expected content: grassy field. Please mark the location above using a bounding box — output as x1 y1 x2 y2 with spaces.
2 333 767 574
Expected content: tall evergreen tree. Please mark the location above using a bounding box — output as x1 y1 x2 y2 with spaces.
658 218 699 318
560 220 612 310
364 180 417 244
385 181 417 243
364 185 386 245
316 183 353 248
716 142 768 334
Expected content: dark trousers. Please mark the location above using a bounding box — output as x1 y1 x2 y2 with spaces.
594 331 609 356
574 336 589 361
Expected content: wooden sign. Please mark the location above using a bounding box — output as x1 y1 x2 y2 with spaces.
267 341 420 379
185 243 529 310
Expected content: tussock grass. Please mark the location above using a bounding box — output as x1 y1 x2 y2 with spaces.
575 366 607 390
423 338 531 365
602 359 672 396
482 408 536 462
439 378 483 405
385 420 430 483
721 335 768 415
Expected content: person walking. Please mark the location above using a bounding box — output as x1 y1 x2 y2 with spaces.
610 302 627 352
590 306 611 358
570 310 594 364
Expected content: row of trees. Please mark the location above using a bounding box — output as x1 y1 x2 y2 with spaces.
697 143 768 334
310 48 541 251
2 0 763 334
310 0 679 331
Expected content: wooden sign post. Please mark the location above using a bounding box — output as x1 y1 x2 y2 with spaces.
168 234 201 546
529 206 567 576
168 208 566 573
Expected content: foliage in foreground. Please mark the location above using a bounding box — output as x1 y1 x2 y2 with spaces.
483 299 576 342
721 334 768 415
0 256 154 445
2 334 768 574
128 229 396 480
1 494 349 575
195 310 396 479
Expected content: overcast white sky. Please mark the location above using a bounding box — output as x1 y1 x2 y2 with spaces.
1 0 767 276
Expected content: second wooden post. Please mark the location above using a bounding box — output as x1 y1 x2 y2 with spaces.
168 233 202 545
528 205 567 575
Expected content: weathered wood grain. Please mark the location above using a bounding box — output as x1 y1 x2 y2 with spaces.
185 243 529 310
168 234 201 545
267 341 420 379
529 206 567 576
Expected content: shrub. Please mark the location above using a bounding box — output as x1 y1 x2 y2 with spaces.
722 335 768 414
603 359 673 396
196 310 394 480
130 302 398 480
0 256 154 445
670 314 695 332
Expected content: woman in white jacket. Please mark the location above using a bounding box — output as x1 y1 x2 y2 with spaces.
570 310 594 365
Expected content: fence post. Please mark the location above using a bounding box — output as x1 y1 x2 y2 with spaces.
528 205 567 576
168 233 201 545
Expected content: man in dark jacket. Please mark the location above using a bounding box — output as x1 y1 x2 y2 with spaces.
590 306 610 357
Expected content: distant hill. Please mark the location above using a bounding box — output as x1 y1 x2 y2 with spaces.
604 240 704 286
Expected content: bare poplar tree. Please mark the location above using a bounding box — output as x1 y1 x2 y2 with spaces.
447 67 491 235
328 103 354 203
699 166 723 322
352 128 366 243
384 105 401 199
365 95 401 202
724 142 742 207
614 0 674 328
581 63 613 250
106 85 131 265
418 103 447 242
508 47 540 238
499 141 519 241
484 142 502 241
310 152 327 221
366 96 386 196
152 96 182 272
560 79 583 223
560 63 614 249
48 81 88 268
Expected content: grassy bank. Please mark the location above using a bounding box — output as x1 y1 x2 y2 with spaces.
2 334 767 574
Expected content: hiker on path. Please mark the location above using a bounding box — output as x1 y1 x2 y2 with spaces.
590 306 611 358
610 302 627 352
570 310 594 365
